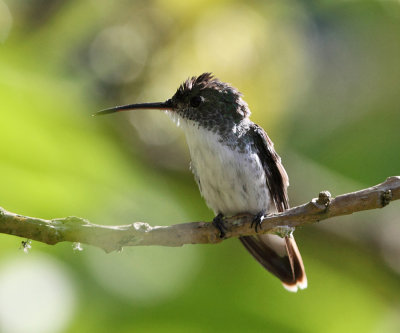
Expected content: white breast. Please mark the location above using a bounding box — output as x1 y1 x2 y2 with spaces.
181 121 272 216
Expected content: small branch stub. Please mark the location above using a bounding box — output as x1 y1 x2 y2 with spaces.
317 191 332 207
0 176 399 251
381 190 392 207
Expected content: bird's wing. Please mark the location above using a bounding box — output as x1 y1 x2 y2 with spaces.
239 124 307 292
249 124 289 212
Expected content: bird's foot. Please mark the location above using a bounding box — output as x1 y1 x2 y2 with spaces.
212 213 226 238
251 210 266 233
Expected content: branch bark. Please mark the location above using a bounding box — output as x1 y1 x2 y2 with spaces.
1 176 399 253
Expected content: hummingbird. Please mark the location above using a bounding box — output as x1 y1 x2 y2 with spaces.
96 73 307 292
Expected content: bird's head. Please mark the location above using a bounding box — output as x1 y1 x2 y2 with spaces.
96 73 250 130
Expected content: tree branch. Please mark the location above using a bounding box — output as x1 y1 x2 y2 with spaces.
1 176 399 253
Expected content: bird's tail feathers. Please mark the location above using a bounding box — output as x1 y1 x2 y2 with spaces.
239 233 307 292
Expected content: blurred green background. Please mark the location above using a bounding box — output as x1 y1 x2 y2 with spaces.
1 0 400 332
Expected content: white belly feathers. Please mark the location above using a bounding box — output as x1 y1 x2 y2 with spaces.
182 122 272 216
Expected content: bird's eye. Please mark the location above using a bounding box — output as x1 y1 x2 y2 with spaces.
190 96 202 108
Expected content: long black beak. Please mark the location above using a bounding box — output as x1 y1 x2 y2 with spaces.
94 99 173 116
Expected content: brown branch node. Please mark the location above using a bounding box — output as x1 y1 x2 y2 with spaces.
381 190 392 207
317 190 332 207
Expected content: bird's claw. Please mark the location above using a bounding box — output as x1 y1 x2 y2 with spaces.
251 210 265 233
212 213 226 238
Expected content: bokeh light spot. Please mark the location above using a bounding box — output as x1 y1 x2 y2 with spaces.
195 5 266 73
0 254 76 333
86 245 200 305
89 25 148 84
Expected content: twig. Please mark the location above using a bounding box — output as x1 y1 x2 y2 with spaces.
0 176 399 253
